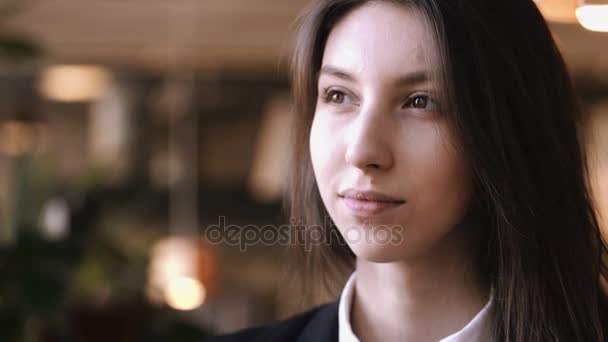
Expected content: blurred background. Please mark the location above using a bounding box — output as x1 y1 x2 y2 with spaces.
0 0 606 341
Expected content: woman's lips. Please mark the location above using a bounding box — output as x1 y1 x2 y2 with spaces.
339 196 405 217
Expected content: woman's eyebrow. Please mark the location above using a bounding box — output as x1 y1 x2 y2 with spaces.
319 65 357 82
319 65 431 86
395 71 430 85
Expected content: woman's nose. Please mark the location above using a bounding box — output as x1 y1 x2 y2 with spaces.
344 106 394 172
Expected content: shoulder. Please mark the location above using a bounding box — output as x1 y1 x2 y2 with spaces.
202 300 339 342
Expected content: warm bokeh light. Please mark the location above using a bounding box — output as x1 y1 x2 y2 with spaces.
576 5 608 32
38 65 112 102
146 236 216 309
164 276 207 311
147 237 198 303
534 0 578 23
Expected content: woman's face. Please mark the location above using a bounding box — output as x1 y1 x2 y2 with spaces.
310 2 474 262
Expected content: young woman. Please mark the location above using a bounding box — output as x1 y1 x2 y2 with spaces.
207 0 608 341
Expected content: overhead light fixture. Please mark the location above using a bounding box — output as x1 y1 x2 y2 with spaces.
576 1 608 32
38 65 112 102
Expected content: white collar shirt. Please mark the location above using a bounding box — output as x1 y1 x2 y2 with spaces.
338 272 493 342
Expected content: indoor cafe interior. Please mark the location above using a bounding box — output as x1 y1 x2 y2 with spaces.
0 0 606 340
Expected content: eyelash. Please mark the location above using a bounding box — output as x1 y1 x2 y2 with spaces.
402 94 437 110
319 87 438 111
319 87 355 106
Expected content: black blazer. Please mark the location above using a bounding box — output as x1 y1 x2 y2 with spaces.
203 300 339 342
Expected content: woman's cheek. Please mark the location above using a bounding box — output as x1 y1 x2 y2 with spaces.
310 116 325 185
310 113 334 171
310 112 344 203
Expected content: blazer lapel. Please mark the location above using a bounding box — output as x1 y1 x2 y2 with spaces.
296 301 340 342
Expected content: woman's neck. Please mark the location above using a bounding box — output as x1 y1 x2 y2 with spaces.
351 226 490 342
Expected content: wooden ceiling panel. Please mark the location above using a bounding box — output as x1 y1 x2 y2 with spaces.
2 0 607 78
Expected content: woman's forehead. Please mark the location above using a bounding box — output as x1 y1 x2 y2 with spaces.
321 2 439 83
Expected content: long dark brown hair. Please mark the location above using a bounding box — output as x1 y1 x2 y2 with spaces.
284 0 608 340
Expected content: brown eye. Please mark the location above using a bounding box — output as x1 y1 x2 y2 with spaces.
330 91 345 104
412 96 428 108
320 87 356 106
403 94 438 111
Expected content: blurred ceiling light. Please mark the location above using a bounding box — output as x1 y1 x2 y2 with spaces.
576 3 608 32
164 276 207 311
535 0 578 23
38 65 112 102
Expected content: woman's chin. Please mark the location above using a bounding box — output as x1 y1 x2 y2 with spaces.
346 241 409 263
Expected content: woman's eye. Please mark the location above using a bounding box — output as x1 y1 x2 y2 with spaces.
320 88 354 106
412 96 427 108
403 95 437 111
329 91 345 104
